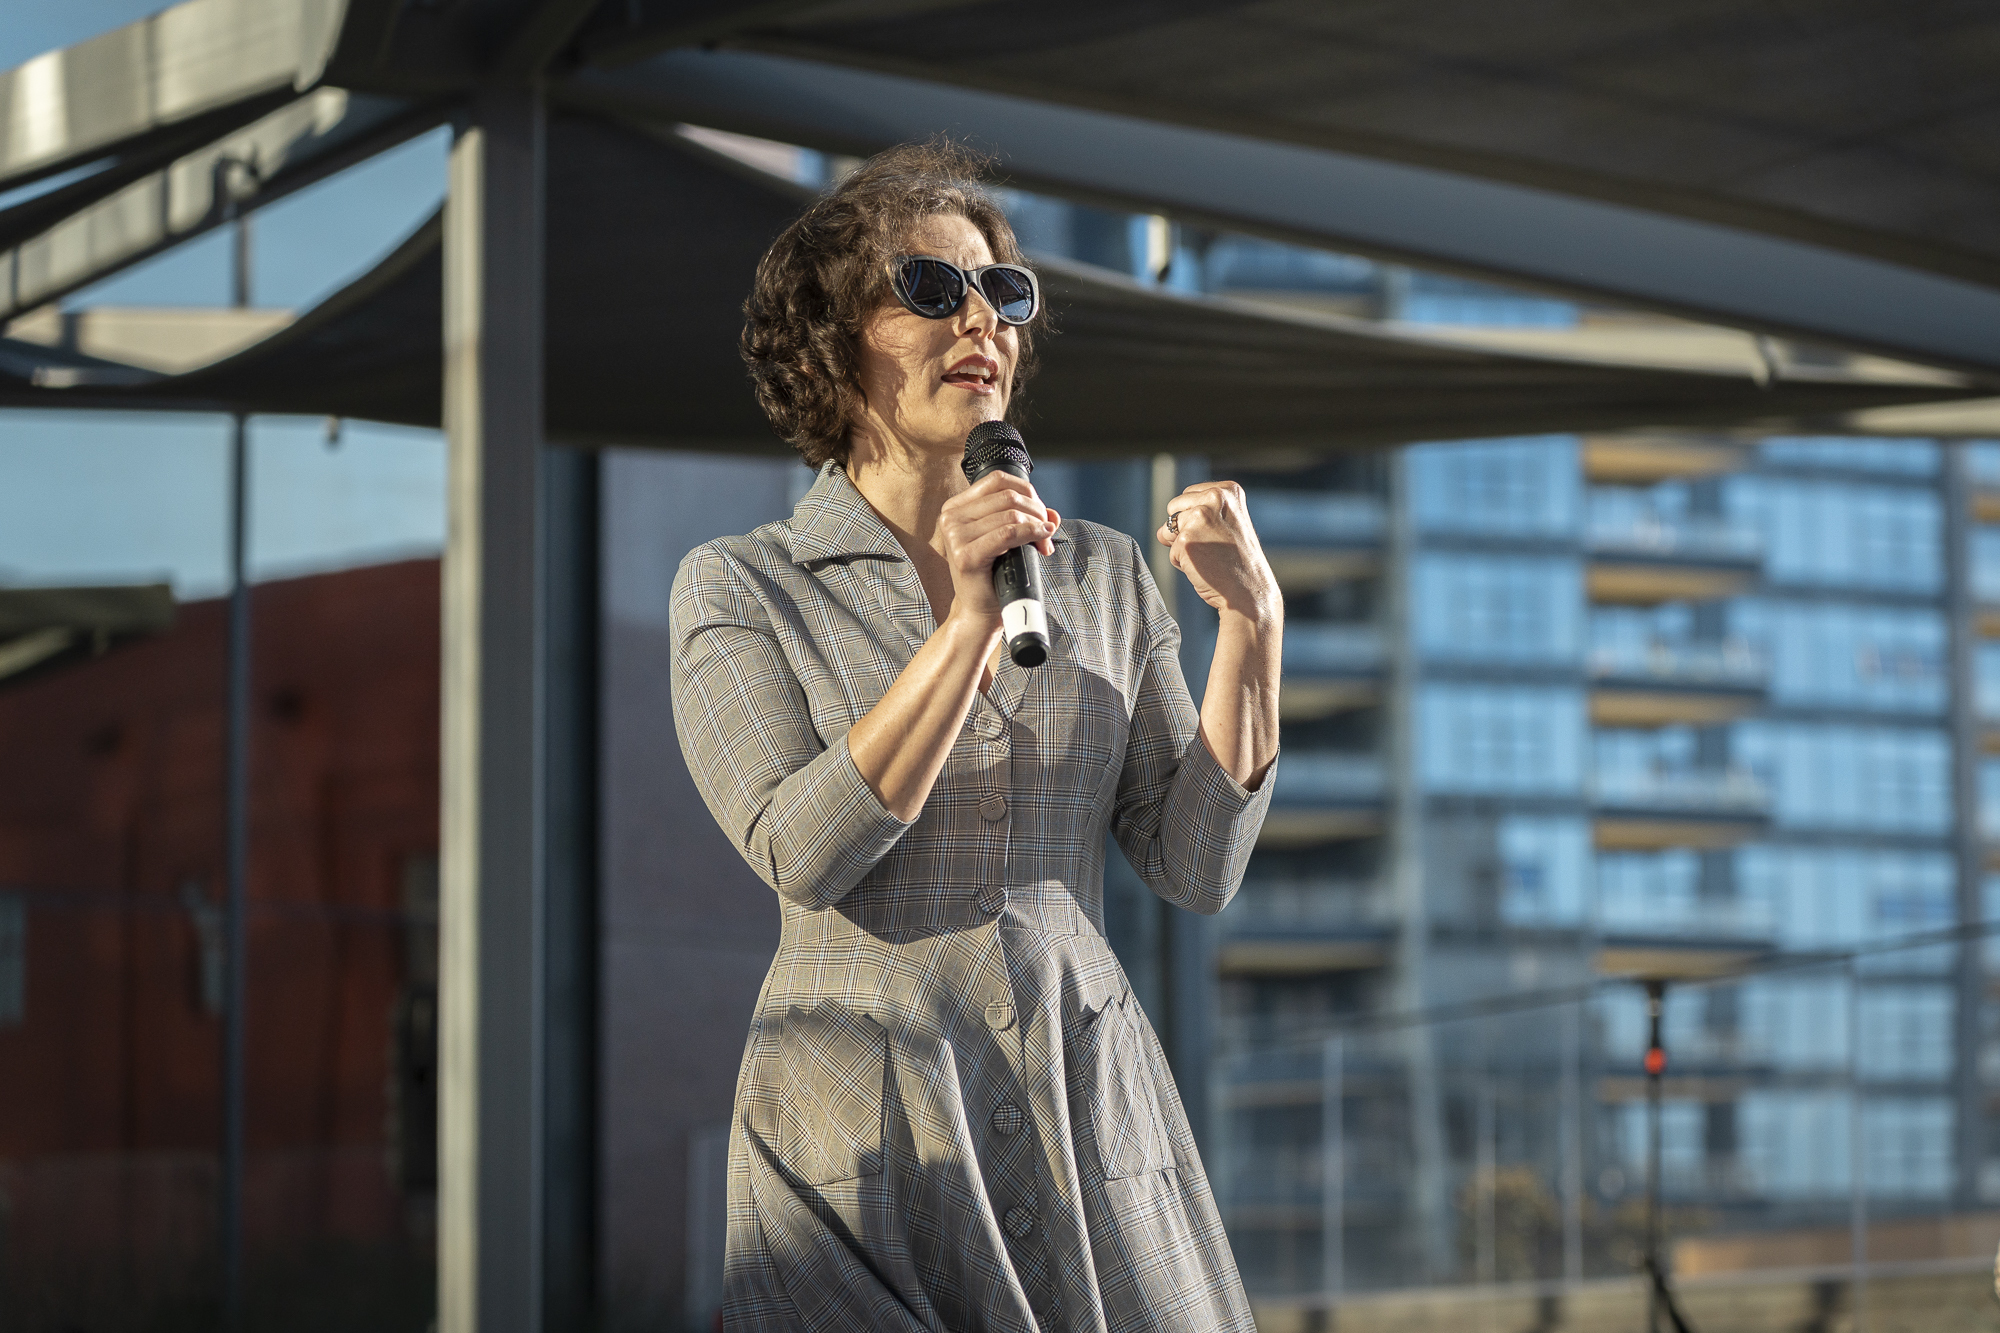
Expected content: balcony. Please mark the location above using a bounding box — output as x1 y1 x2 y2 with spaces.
1228 877 1395 932
1970 444 2000 521
1592 766 1770 850
1261 752 1386 848
1595 887 1776 978
1281 623 1386 719
1582 434 1750 485
1220 877 1397 976
1586 515 1762 605
1597 889 1776 941
1588 639 1768 726
1247 491 1385 592
1249 491 1386 545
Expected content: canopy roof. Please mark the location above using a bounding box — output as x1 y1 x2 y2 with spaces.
0 117 1969 454
0 0 1991 447
686 2 2000 294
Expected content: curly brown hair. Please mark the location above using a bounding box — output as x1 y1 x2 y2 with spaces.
740 139 1044 468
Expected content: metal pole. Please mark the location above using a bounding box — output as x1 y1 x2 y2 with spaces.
1321 1035 1344 1302
1644 980 1666 1333
1941 443 1986 1210
220 199 253 1331
1386 448 1449 1278
1561 1000 1583 1288
1476 1067 1496 1331
1848 959 1867 1333
440 85 548 1333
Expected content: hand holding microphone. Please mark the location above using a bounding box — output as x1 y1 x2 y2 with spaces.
955 421 1053 668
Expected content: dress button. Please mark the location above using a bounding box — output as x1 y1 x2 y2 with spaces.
991 1102 1023 1136
1002 1204 1036 1240
985 1001 1016 1031
979 793 1008 821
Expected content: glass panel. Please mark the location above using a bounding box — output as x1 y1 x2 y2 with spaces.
1731 476 1942 592
1409 438 1580 537
1734 721 1951 833
1419 684 1586 794
1414 554 1582 663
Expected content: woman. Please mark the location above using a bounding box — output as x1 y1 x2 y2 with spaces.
671 141 1282 1332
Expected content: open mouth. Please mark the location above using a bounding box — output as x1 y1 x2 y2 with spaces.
942 356 999 390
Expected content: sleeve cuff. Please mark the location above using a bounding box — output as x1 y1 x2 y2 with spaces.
1181 735 1279 815
816 733 916 886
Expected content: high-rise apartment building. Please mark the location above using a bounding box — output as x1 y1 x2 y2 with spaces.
1202 294 1993 1294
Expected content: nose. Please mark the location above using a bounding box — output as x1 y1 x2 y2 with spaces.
954 281 1002 338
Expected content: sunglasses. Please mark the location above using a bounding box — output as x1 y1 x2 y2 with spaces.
888 255 1040 326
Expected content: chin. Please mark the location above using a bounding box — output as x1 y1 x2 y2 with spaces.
924 407 1004 450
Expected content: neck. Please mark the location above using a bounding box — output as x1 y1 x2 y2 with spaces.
844 430 970 555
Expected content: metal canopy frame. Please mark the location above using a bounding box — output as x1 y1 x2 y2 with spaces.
569 49 2000 379
3 3 1996 1330
3 118 1975 452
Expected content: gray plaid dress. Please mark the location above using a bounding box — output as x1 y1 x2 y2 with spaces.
671 463 1274 1332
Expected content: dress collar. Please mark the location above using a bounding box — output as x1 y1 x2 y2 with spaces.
787 463 905 565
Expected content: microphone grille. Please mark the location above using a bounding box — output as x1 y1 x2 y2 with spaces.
962 421 1032 481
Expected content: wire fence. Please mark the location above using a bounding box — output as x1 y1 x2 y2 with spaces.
1217 918 2000 1322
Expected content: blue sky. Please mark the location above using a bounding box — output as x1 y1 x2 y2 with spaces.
1 4 451 598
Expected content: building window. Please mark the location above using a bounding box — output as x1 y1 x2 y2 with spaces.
1617 1099 1705 1191
1977 527 2000 607
0 892 22 1026
1496 816 1591 925
1863 1098 1953 1199
1759 436 1939 476
1735 599 1946 713
1735 722 1950 834
1741 1091 1852 1198
1409 438 1579 538
1731 477 1941 593
1977 644 2000 721
1737 846 1954 958
1419 684 1585 795
1858 987 1953 1081
1983 760 2000 839
1415 554 1581 663
1740 978 1852 1071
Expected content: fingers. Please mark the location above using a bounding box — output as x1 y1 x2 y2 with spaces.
1035 507 1061 556
1159 479 1250 546
944 472 1057 565
942 503 1056 574
959 469 1044 509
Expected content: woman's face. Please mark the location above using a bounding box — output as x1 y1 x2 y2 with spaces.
852 212 1021 464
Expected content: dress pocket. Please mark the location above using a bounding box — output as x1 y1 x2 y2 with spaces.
1068 992 1173 1181
774 1000 887 1186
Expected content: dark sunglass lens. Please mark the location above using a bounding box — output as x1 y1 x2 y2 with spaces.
900 259 963 317
981 268 1036 323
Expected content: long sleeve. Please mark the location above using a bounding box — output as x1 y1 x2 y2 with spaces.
1108 542 1275 914
671 545 912 910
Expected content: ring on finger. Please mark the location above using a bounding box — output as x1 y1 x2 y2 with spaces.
1166 510 1180 534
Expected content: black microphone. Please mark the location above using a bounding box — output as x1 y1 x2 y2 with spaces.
961 421 1049 668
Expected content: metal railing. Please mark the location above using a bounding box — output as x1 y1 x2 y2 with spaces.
1246 490 1386 545
1588 640 1767 688
1273 753 1388 804
1596 888 1777 941
1225 878 1396 932
1593 766 1769 815
1284 623 1387 674
1587 515 1762 562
